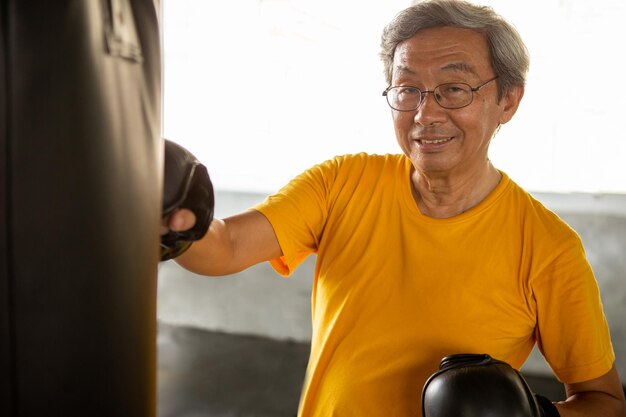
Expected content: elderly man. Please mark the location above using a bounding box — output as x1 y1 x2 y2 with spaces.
163 0 626 415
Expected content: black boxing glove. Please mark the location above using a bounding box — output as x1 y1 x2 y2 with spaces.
161 139 214 261
421 353 560 417
535 393 561 417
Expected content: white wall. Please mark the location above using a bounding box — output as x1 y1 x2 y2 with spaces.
162 0 626 194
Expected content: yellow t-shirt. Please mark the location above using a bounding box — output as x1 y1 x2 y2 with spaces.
254 153 614 417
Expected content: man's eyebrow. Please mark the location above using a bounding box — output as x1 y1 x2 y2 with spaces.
441 62 478 76
394 62 479 77
394 64 417 76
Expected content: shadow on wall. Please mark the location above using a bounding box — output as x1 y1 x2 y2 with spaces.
157 321 577 417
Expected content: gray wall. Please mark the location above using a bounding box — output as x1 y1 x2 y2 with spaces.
157 190 626 383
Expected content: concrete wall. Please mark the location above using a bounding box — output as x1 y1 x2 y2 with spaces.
157 190 626 383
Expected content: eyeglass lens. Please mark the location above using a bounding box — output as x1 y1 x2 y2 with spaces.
387 83 474 110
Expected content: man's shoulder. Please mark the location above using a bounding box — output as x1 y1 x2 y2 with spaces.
325 152 406 171
330 152 404 162
504 178 581 243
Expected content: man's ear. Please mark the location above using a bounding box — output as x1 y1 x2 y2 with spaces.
499 85 524 125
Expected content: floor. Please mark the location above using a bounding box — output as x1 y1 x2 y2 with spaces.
157 323 308 417
156 322 570 417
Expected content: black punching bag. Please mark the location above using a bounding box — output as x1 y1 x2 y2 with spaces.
0 1 161 416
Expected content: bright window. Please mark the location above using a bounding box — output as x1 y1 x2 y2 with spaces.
162 0 626 194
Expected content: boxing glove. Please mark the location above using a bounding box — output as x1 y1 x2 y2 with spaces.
421 353 560 417
161 139 214 261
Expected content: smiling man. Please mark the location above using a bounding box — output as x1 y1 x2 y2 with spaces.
163 1 626 416
385 24 519 219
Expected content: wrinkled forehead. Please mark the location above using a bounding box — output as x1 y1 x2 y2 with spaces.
391 27 492 80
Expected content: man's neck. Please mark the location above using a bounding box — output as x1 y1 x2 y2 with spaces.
411 163 502 219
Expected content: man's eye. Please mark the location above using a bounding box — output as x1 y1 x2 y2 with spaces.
440 84 469 95
397 87 420 96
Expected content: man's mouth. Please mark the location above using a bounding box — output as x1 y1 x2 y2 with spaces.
417 137 453 145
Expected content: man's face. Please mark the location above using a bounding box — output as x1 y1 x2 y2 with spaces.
390 26 521 177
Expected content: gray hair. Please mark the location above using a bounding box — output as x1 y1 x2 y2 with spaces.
380 0 529 99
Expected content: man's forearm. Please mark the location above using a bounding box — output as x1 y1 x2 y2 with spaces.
556 391 626 417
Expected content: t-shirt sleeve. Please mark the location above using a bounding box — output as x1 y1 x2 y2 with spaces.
253 159 337 276
532 236 615 384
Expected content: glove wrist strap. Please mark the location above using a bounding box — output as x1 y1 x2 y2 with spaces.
535 394 561 417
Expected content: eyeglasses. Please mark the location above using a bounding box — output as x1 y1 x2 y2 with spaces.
382 76 499 111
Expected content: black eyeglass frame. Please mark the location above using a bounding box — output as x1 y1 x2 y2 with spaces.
382 75 499 111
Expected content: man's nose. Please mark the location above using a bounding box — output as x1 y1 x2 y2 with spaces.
413 92 446 125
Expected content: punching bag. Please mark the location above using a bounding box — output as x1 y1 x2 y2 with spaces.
0 1 161 416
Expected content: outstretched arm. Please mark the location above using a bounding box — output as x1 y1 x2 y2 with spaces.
165 208 282 276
